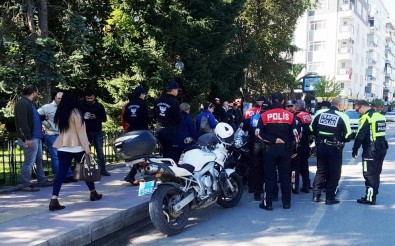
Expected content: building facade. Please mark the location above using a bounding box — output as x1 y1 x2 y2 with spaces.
292 0 393 101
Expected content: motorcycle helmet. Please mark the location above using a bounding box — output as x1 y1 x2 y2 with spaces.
214 122 234 145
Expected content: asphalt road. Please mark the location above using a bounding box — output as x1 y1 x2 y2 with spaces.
95 123 395 246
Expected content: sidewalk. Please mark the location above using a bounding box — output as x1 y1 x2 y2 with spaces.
0 164 150 246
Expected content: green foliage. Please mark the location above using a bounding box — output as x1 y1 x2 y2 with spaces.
314 76 342 100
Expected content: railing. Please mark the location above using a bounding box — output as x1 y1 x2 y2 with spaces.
0 131 124 187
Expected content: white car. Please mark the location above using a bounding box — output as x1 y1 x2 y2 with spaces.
385 112 395 122
345 110 360 137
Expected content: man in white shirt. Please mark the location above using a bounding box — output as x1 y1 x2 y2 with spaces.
38 91 76 183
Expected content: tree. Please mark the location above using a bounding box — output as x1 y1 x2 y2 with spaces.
284 63 305 99
313 76 342 101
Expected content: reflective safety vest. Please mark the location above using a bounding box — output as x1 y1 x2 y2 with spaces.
357 111 386 141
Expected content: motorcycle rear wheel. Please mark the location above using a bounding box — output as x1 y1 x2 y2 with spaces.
217 172 243 208
149 185 190 235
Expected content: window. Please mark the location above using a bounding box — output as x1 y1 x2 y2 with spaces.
310 20 327 30
308 62 326 74
318 0 328 9
309 41 326 51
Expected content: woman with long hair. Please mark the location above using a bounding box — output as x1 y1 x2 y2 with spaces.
49 91 102 211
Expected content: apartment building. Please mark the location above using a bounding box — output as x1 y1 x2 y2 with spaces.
292 0 392 101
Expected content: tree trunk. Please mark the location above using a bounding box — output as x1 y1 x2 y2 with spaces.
38 0 51 103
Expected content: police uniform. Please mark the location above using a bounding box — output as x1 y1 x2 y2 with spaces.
310 105 351 204
242 97 268 200
353 108 388 205
123 89 150 132
256 93 299 210
293 110 312 193
153 83 182 162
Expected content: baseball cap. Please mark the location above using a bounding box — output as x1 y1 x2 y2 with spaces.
133 86 146 94
271 92 284 104
287 99 297 106
166 81 182 90
256 95 266 102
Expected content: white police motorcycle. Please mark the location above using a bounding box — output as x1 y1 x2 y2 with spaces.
113 122 243 235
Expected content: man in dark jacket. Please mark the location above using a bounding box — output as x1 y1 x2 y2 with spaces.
79 91 110 176
352 100 388 205
14 85 51 191
256 93 299 210
123 86 150 132
153 81 182 162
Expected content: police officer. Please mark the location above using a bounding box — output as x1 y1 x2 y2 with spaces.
352 100 388 205
310 97 352 204
256 93 299 210
286 99 312 194
242 96 269 200
153 81 182 162
123 86 151 185
123 86 150 132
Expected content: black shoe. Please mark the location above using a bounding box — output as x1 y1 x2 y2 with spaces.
49 199 65 211
325 198 340 205
301 188 309 193
283 204 291 209
254 192 261 201
21 185 40 192
259 203 273 211
313 195 321 203
292 189 299 194
357 197 376 205
90 190 103 201
101 170 111 176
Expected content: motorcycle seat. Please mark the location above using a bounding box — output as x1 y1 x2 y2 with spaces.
177 163 195 173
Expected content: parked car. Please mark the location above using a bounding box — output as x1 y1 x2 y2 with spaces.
385 112 395 122
345 110 360 138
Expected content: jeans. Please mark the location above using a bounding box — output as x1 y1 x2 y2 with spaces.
18 138 47 186
87 131 106 171
52 151 95 196
44 134 73 177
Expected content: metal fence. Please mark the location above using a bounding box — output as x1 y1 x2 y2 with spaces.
0 131 123 187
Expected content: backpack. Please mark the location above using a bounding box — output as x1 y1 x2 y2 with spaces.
200 116 213 133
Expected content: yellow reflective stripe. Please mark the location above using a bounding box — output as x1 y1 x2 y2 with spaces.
338 111 352 139
318 131 334 135
367 187 373 202
363 161 367 172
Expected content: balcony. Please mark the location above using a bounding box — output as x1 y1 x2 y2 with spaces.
337 68 352 81
337 47 353 60
339 4 354 17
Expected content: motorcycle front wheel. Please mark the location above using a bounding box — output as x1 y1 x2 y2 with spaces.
217 172 243 208
149 185 190 235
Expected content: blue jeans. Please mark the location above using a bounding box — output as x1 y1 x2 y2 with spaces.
44 134 73 177
18 138 47 186
87 131 106 171
52 151 95 196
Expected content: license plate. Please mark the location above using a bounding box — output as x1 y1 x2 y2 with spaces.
138 180 155 196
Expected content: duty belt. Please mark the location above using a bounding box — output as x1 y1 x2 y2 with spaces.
318 139 343 148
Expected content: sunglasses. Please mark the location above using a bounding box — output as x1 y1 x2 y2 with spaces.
355 106 362 112
286 105 294 108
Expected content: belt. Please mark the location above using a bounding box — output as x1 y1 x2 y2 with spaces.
318 139 343 147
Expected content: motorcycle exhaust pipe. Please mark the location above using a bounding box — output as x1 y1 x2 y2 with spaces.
145 163 175 176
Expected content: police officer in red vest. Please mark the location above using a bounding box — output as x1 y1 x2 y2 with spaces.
286 99 312 194
256 93 299 210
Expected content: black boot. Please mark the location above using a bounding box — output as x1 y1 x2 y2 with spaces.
90 190 103 201
49 198 65 211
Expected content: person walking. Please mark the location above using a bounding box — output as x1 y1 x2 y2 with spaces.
123 86 150 132
14 84 52 192
286 99 312 194
310 97 352 205
352 100 388 205
196 102 218 137
256 92 299 210
49 91 102 211
38 91 76 183
153 81 182 162
79 91 110 176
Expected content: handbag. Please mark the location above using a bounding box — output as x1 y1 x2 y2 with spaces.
73 154 101 182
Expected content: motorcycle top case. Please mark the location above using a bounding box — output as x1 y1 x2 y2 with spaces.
114 130 157 161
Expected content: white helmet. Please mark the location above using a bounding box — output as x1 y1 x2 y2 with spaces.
214 122 234 145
